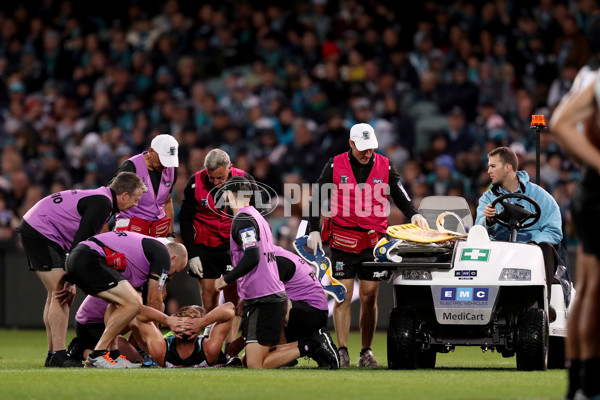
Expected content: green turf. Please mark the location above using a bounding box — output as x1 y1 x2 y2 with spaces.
0 329 566 400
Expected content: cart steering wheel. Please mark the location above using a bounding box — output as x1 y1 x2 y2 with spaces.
490 193 541 230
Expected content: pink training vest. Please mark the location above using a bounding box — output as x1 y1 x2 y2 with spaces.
192 167 245 247
330 153 389 234
117 153 174 221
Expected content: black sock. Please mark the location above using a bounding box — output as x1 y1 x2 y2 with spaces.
52 349 67 360
360 348 371 356
298 339 318 357
45 351 53 365
89 350 109 359
108 350 121 360
582 358 600 396
338 346 348 352
565 359 581 399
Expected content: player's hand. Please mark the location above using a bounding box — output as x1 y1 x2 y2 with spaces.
214 277 228 291
411 214 430 229
483 204 497 221
188 256 203 278
307 231 323 255
54 282 76 307
166 316 187 338
236 299 245 316
184 317 207 339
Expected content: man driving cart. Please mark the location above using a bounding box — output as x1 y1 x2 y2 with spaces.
475 146 563 308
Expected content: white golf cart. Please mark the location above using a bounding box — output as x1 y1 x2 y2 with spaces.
365 195 573 371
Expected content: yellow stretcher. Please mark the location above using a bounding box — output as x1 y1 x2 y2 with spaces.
386 224 467 244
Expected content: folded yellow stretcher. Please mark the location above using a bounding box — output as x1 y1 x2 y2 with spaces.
386 224 466 244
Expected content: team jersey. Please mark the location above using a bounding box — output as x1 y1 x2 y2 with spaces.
115 154 176 221
163 336 210 368
275 246 327 311
79 231 169 288
22 187 114 251
229 206 285 300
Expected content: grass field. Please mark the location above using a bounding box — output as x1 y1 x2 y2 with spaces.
0 329 566 400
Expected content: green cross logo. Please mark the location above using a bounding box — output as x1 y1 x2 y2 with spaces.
460 248 490 261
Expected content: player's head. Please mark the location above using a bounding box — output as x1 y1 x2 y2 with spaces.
149 134 179 171
174 305 205 341
220 176 253 211
174 305 206 319
166 242 188 276
205 149 232 188
349 123 378 165
109 172 147 211
487 146 518 186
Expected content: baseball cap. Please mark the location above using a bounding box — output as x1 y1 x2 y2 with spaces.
349 123 378 151
151 134 179 168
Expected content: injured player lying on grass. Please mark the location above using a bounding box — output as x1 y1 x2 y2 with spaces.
136 302 242 368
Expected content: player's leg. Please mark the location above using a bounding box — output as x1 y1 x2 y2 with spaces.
356 247 386 368
577 251 600 398
260 342 302 369
38 273 54 355
285 300 328 343
333 279 353 345
333 278 353 366
199 278 220 311
331 248 358 367
242 299 295 369
20 232 68 366
245 342 272 369
357 279 381 367
565 247 585 399
67 321 104 362
358 279 379 350
94 282 143 351
38 270 78 366
223 281 242 343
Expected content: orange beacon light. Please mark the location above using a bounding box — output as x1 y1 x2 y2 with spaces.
530 115 546 126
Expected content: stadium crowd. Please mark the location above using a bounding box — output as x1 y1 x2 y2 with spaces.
0 0 593 251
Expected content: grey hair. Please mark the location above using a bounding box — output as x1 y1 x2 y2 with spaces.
204 149 231 171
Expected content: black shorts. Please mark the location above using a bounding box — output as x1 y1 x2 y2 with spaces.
241 295 287 346
16 221 66 271
330 247 390 281
188 244 232 279
571 167 600 258
65 247 126 295
67 321 105 361
284 300 328 343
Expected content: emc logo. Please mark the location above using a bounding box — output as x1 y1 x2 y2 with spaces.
441 287 489 301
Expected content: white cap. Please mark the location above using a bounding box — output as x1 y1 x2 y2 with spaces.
349 123 378 151
151 134 179 168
